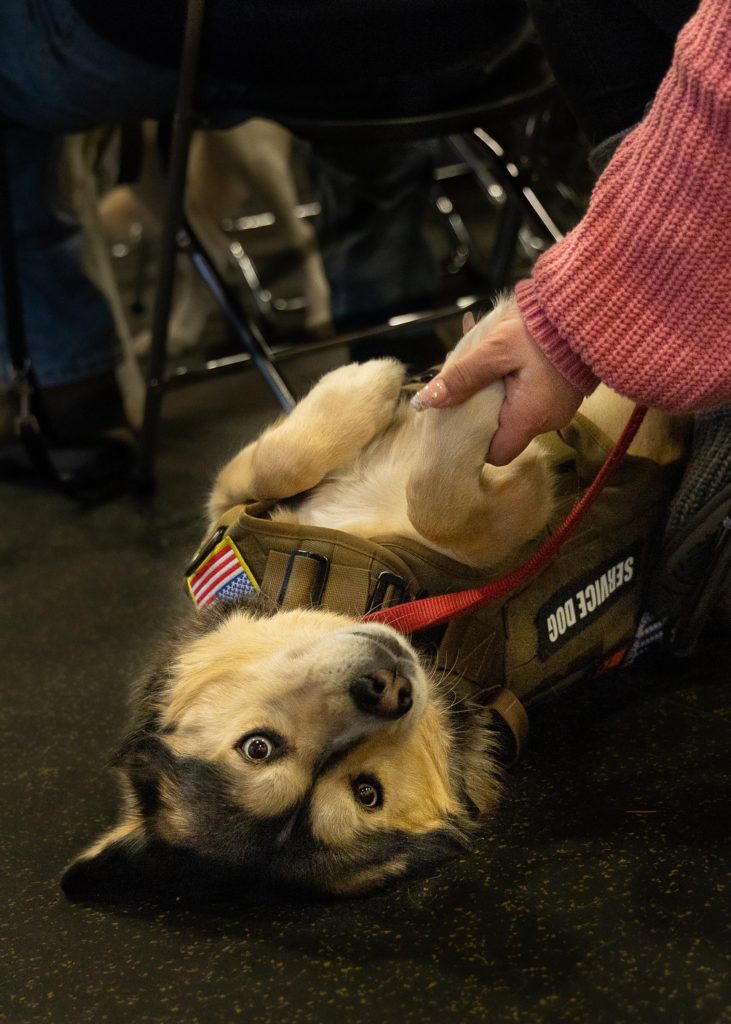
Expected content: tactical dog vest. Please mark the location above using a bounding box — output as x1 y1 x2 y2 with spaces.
186 414 682 716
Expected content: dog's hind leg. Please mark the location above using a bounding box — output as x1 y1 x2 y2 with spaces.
209 358 406 522
406 303 553 567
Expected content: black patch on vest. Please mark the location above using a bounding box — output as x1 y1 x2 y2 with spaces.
535 544 642 660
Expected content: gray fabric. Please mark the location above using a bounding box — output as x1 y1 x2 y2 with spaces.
655 406 731 640
666 406 731 536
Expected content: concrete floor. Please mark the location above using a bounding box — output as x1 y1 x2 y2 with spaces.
2 352 730 1024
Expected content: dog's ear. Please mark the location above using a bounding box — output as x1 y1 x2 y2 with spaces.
60 819 236 904
60 816 155 902
60 733 265 906
61 732 180 903
444 701 506 819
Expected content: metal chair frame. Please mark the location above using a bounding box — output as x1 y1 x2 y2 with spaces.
136 0 565 486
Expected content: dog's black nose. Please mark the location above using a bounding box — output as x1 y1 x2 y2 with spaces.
349 669 413 719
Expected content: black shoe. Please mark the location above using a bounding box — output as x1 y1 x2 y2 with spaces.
40 372 129 447
0 372 137 503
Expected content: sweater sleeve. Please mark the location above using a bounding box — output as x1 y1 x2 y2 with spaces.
515 0 731 413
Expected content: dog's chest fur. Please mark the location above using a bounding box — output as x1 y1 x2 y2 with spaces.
272 402 422 542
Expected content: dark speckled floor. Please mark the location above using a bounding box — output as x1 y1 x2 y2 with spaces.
2 358 730 1024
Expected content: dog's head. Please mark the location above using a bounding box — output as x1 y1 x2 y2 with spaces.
62 601 501 902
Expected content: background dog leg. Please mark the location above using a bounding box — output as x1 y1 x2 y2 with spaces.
211 121 332 337
131 130 235 358
209 359 405 522
167 213 226 356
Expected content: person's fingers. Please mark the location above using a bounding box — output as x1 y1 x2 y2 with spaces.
485 385 539 464
487 372 583 465
486 417 536 465
410 297 585 463
411 338 511 410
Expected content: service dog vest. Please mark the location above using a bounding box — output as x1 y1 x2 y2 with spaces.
186 414 683 710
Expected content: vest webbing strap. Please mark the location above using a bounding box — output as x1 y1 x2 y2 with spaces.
261 549 377 616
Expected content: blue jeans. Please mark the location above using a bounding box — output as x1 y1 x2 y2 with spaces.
525 0 699 144
0 0 186 387
313 140 442 326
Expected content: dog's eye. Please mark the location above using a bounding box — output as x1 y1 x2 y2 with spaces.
352 775 383 810
236 733 279 762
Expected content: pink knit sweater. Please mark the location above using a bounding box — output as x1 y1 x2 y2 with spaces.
515 0 731 412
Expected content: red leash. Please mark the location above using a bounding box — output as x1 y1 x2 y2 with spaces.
364 405 648 635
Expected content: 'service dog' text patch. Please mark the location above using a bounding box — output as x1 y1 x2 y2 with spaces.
535 544 642 659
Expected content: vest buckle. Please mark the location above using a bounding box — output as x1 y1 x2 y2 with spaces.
277 550 330 608
365 572 408 614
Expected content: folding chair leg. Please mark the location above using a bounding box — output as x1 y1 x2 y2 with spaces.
135 0 206 489
181 219 296 411
488 196 523 291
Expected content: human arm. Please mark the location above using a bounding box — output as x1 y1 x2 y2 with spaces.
413 0 731 462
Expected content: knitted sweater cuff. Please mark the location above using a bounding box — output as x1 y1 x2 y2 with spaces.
515 279 599 396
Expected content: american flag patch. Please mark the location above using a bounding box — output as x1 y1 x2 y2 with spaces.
186 536 259 608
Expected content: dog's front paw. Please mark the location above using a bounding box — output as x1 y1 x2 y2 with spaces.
219 358 407 512
317 358 405 398
311 358 406 429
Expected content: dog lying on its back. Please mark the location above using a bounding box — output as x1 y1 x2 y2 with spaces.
62 297 683 902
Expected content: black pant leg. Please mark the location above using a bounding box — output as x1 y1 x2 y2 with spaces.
525 0 698 143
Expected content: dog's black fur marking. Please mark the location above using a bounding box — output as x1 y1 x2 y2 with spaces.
61 820 467 906
63 711 472 904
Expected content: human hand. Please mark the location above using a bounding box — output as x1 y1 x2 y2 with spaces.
411 302 584 465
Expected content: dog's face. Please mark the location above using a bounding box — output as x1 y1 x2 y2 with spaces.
62 603 501 902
